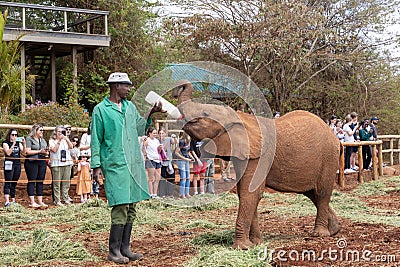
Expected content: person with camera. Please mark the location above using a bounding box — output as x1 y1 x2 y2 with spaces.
334 120 345 142
158 128 178 198
2 129 25 207
25 124 49 208
359 119 373 170
49 125 74 206
91 72 162 264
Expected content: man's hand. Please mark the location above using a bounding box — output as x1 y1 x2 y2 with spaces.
149 101 167 115
92 167 103 183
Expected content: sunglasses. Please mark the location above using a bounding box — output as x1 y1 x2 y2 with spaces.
38 129 44 132
11 133 18 136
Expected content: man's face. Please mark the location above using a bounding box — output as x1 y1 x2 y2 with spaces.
116 83 131 99
372 119 378 125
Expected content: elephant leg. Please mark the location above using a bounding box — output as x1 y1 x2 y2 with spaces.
327 206 342 236
304 190 341 237
232 159 263 249
249 207 263 245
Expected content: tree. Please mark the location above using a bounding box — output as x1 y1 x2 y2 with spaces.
0 10 33 114
52 0 167 111
4 0 167 112
164 0 400 118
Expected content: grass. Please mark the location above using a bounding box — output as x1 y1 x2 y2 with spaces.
0 228 97 266
0 176 398 266
353 176 400 196
186 245 273 267
184 219 225 230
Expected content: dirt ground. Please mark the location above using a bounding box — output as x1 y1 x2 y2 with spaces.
4 168 400 267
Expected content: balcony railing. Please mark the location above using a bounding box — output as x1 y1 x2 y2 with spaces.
0 1 108 35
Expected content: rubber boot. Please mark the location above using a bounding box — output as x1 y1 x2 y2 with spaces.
120 223 143 261
108 224 129 264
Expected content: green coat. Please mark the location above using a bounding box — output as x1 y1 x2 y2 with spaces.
91 97 150 206
359 128 372 141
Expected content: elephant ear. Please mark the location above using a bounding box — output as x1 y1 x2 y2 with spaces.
202 111 276 192
203 111 273 160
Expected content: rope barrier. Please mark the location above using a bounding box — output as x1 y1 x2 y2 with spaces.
0 179 95 183
0 176 221 183
1 156 218 162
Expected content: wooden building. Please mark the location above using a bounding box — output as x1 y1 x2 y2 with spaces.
0 1 110 111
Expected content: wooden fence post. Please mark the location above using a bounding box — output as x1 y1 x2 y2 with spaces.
389 138 394 166
372 144 378 180
378 143 383 177
339 144 345 187
357 145 363 183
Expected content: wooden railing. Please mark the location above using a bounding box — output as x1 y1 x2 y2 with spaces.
378 135 400 166
0 122 396 188
338 141 383 187
0 1 109 35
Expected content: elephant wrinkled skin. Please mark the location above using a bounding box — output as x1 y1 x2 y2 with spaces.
173 81 342 249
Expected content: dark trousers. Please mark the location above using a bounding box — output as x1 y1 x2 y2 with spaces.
3 163 21 198
345 146 353 169
24 160 47 196
362 145 372 170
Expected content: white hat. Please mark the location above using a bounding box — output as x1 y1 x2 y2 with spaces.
106 72 132 85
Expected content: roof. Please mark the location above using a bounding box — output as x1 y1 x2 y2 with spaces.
167 63 250 98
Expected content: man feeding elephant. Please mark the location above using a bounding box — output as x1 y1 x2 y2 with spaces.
172 80 342 249
91 72 162 263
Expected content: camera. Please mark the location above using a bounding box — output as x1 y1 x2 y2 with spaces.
16 137 23 142
60 150 67 162
61 130 67 135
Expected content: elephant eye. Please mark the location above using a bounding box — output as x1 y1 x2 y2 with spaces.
203 112 209 117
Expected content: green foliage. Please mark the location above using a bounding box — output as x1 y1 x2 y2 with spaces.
13 99 91 127
53 0 166 96
56 60 109 111
57 62 79 103
0 10 34 114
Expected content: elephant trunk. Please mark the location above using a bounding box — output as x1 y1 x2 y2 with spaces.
173 80 193 104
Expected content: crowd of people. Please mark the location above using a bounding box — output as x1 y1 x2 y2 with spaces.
2 123 93 208
1 121 223 208
141 127 217 199
328 112 379 173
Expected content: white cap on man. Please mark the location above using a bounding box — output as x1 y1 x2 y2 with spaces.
106 72 132 85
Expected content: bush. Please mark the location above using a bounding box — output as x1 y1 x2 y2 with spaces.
10 100 91 127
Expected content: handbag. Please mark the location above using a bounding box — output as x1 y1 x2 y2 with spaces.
167 161 174 174
159 148 168 161
4 161 13 171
